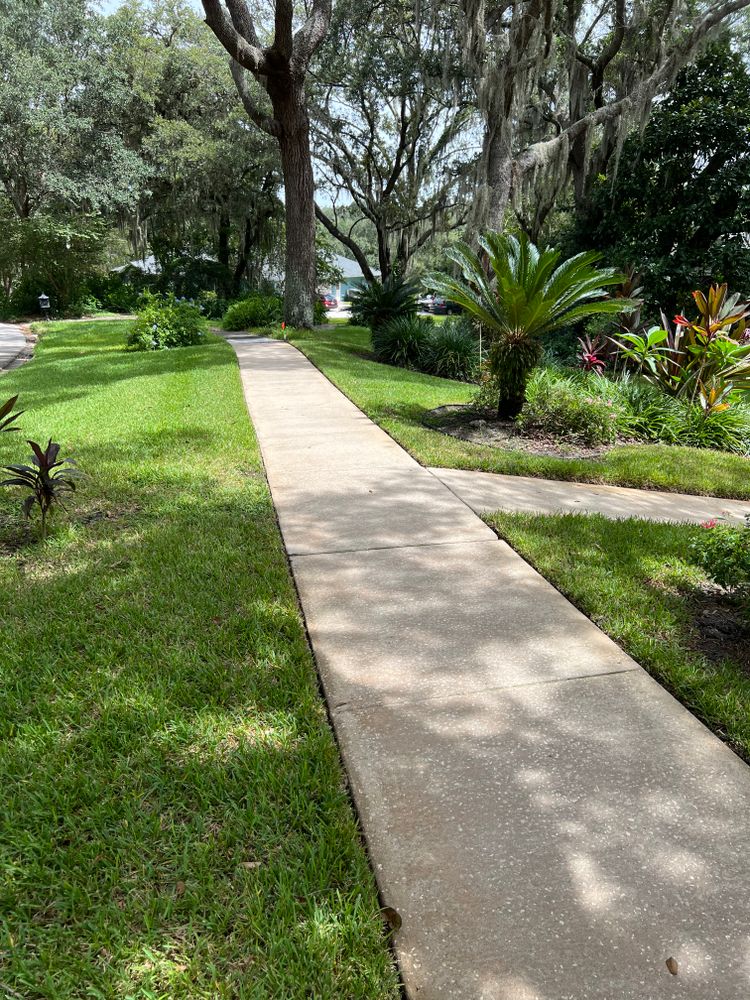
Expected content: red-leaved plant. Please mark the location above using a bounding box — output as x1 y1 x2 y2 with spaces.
0 395 23 433
1 439 79 540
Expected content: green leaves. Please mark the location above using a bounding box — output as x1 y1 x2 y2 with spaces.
426 231 629 342
349 275 419 330
614 284 750 412
425 230 633 416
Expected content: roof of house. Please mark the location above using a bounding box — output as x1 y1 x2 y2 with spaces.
332 254 379 280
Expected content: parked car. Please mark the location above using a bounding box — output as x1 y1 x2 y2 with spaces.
429 296 462 315
319 294 337 310
417 294 436 311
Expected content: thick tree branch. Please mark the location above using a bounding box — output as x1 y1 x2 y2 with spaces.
275 0 294 59
315 204 376 281
225 0 260 45
293 0 333 70
201 0 270 74
517 0 750 177
230 61 282 136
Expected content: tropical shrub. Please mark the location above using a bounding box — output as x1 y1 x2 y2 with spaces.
691 518 750 598
1 439 79 540
421 318 479 381
426 232 630 418
222 294 283 330
613 284 750 413
513 368 750 453
196 290 230 319
372 315 433 368
126 294 205 351
349 274 419 330
517 368 625 445
0 395 23 433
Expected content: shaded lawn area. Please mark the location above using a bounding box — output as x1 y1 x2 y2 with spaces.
0 322 398 998
290 325 750 499
486 511 750 761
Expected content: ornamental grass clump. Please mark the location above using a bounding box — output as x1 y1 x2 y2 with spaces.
372 315 433 368
421 318 479 381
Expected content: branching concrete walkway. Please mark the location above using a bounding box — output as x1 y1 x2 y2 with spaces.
231 336 750 1000
0 323 27 372
433 467 750 525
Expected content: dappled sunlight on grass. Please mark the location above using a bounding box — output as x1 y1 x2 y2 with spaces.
486 511 750 759
0 321 398 998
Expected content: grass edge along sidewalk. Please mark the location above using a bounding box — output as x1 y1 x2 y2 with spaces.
0 320 399 998
486 511 750 762
287 324 750 500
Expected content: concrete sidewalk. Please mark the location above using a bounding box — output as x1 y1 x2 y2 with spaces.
0 323 27 371
231 336 750 1000
432 467 750 525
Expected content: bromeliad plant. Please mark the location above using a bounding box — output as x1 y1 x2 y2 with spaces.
0 394 23 433
426 232 630 417
614 284 750 414
1 439 79 540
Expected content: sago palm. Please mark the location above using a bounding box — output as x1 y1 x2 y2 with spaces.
426 232 630 417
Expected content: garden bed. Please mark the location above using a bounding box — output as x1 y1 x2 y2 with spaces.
424 403 616 460
288 325 750 499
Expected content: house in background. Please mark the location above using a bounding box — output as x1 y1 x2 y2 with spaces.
325 254 378 303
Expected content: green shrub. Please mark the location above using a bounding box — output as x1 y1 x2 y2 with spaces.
691 519 750 597
678 403 750 454
222 294 283 330
126 294 205 351
349 275 419 330
421 317 479 381
89 274 142 313
65 293 102 318
372 315 433 368
196 290 230 319
314 299 327 324
517 368 626 445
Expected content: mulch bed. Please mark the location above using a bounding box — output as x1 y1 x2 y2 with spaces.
423 403 614 460
689 584 750 676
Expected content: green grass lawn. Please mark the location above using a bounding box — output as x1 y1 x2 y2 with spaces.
486 512 750 760
291 325 750 498
0 321 398 998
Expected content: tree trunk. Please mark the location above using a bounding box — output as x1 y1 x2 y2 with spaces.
217 209 231 268
233 216 253 293
376 220 391 281
470 116 513 238
272 80 316 327
484 126 513 233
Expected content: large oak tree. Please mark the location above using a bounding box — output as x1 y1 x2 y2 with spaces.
460 0 750 236
201 0 332 326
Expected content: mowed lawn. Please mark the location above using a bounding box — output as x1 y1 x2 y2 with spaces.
290 325 750 499
486 512 750 761
0 322 398 998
